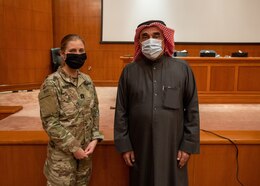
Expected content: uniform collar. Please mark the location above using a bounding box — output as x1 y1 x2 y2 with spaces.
58 67 86 87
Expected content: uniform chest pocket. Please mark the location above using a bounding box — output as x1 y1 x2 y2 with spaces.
60 91 79 116
163 86 180 109
79 93 92 109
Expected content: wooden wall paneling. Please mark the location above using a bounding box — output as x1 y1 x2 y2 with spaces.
0 1 4 73
16 8 33 30
33 11 53 31
192 144 260 186
0 144 47 186
238 66 260 91
0 129 260 186
0 3 3 49
32 0 52 13
3 29 17 49
0 143 196 186
237 144 260 186
193 145 239 186
0 0 53 90
0 49 6 84
187 154 196 186
0 142 259 186
85 50 133 85
210 66 236 91
89 144 129 186
1 0 260 90
189 65 208 91
206 64 211 92
233 65 239 91
3 6 16 30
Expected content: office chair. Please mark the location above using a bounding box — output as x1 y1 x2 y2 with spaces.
50 48 62 72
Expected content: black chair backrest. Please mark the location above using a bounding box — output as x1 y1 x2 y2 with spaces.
50 48 62 72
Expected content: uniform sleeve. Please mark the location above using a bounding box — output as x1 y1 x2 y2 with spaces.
91 85 104 141
114 67 133 153
180 65 200 154
38 81 81 153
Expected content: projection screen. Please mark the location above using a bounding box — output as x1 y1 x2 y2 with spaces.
101 0 260 43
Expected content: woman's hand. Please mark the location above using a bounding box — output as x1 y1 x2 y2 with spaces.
73 148 87 159
84 139 98 156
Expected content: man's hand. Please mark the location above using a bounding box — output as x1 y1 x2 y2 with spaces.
122 151 135 166
177 150 190 168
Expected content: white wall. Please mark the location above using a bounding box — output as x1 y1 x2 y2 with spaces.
101 0 260 43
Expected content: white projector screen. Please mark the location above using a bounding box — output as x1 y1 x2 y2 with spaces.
101 0 260 43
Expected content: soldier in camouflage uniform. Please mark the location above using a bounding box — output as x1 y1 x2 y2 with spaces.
39 34 104 186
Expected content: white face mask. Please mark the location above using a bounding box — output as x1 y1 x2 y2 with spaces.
141 38 163 60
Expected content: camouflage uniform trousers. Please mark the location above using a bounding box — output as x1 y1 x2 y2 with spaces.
44 145 92 186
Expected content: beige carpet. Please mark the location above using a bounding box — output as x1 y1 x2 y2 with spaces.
0 87 260 141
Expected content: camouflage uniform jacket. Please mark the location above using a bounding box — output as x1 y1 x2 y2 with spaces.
39 67 104 153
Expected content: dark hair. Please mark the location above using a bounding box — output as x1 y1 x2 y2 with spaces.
137 20 166 28
60 34 85 52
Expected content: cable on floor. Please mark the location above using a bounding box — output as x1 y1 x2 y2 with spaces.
200 129 244 186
